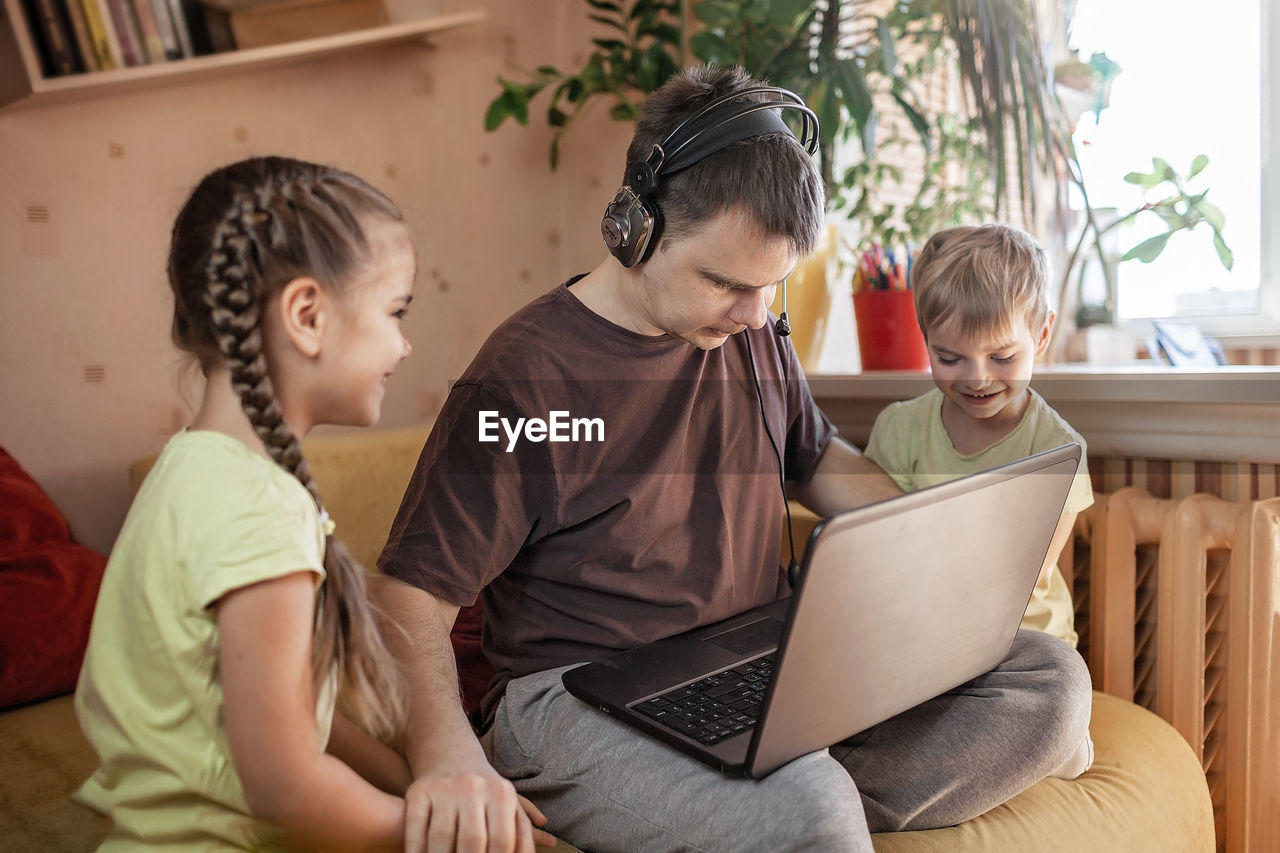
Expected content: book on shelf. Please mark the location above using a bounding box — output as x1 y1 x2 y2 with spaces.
60 0 100 70
128 0 166 62
76 0 116 68
198 0 387 50
103 0 146 65
90 0 125 67
19 0 84 76
145 0 183 59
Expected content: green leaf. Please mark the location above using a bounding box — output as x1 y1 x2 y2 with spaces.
1122 168 1166 190
1212 230 1235 270
877 18 898 77
587 13 629 33
835 59 873 132
1195 199 1226 232
768 0 810 27
891 91 931 152
610 102 637 121
483 95 511 132
590 39 626 52
637 22 682 46
1152 157 1176 182
1122 232 1172 264
548 107 567 127
689 30 735 67
584 0 622 11
693 1 737 29
1189 153 1209 179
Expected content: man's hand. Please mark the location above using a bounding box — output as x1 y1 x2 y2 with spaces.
403 764 554 853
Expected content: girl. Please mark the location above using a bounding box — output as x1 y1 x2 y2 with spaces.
74 156 420 849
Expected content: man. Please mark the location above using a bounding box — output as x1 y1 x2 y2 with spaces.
375 65 1092 852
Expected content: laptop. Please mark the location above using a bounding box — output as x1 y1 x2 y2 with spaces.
561 443 1081 778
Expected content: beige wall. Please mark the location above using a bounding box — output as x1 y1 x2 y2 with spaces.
0 0 632 554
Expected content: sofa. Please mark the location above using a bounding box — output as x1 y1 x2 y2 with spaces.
0 427 1215 851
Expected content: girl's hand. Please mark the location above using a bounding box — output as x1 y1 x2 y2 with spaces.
402 768 556 853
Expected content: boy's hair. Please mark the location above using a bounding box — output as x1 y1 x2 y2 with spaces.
912 223 1050 341
626 65 825 257
168 156 406 742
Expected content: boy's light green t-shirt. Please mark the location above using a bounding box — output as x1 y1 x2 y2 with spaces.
74 430 335 850
863 388 1094 645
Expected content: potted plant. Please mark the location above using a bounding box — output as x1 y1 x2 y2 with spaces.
484 0 1077 368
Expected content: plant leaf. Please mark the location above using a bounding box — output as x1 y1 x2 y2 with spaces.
1195 199 1226 232
1189 153 1209 179
1122 231 1172 264
1212 229 1235 270
835 58 873 132
877 18 898 77
891 91 931 152
483 95 511 132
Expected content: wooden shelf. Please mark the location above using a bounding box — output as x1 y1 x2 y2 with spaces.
0 2 484 111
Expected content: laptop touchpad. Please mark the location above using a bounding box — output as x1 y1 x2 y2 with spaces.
705 618 784 656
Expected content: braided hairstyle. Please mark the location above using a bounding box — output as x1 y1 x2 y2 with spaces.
169 156 407 742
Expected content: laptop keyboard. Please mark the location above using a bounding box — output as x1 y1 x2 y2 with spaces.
630 655 776 745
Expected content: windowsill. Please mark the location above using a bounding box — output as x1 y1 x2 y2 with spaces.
808 363 1280 404
807 365 1280 463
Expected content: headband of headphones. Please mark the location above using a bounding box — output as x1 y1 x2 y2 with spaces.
629 88 820 194
602 85 819 268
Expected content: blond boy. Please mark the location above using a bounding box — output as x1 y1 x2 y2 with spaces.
864 224 1094 647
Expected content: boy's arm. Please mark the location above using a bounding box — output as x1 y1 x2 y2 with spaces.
1040 511 1078 586
371 575 553 853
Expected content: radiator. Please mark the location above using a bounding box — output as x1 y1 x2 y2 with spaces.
1065 489 1280 853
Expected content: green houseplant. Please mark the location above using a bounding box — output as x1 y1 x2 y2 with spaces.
484 0 1095 367
485 0 1067 225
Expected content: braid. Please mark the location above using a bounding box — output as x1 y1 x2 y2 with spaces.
196 166 407 742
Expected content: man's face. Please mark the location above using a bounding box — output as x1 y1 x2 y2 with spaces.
630 208 798 350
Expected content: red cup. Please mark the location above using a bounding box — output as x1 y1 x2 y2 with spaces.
852 289 931 371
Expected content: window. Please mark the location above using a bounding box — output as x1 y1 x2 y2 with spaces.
1067 0 1275 336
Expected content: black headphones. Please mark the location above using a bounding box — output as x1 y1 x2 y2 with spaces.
601 85 819 271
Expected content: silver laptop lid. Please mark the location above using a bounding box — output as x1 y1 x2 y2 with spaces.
746 444 1081 777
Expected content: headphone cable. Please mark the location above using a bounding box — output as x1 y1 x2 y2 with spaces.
743 331 801 587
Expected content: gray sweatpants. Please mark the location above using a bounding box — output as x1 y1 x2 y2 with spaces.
482 629 1092 853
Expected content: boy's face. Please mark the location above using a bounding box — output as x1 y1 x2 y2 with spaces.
925 312 1053 428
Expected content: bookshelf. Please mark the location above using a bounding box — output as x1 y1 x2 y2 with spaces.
0 0 484 111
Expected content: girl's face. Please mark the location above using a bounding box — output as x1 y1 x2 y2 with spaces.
926 312 1051 432
314 221 416 428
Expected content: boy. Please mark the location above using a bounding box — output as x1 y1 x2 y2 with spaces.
865 223 1095 648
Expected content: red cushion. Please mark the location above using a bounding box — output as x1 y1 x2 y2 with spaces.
0 446 69 551
0 446 106 710
450 602 493 721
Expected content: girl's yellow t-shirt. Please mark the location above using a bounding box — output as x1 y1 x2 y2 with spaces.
74 430 334 850
863 388 1094 646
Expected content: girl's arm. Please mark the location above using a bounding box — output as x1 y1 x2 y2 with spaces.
218 571 405 850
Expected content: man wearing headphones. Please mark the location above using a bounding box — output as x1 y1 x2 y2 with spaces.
375 65 1092 852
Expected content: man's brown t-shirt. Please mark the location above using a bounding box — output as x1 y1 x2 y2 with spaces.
379 281 835 721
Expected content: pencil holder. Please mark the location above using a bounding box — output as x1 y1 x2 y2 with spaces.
852 289 930 371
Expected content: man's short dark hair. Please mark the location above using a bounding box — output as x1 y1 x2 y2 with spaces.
626 65 825 257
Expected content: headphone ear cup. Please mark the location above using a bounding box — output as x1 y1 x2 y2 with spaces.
628 161 656 194
601 189 658 268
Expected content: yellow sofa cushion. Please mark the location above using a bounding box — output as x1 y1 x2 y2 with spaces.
871 690 1215 852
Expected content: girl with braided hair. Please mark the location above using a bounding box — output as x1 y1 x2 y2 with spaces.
73 156 454 850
